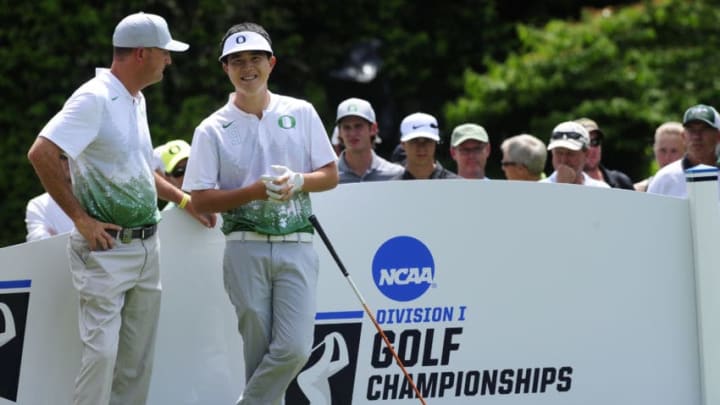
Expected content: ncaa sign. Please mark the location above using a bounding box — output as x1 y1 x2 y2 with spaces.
372 236 435 302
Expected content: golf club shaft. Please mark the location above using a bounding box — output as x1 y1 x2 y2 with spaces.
308 215 427 404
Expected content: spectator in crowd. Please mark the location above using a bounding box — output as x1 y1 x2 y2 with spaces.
153 143 168 176
500 134 547 181
634 122 685 191
182 22 338 404
330 125 343 155
390 140 406 164
648 104 720 198
159 139 191 210
449 123 491 179
26 12 213 405
335 97 402 182
540 121 610 187
576 117 634 189
392 112 459 180
25 153 73 241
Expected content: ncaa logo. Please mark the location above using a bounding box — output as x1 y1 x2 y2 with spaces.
372 236 435 302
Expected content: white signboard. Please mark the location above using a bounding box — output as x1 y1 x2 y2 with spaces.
0 180 703 404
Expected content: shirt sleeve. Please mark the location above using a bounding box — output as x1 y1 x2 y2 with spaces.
39 91 102 160
183 125 220 191
307 105 337 170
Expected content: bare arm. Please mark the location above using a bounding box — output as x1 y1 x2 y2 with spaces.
301 161 339 193
154 172 216 228
191 180 267 214
27 137 120 250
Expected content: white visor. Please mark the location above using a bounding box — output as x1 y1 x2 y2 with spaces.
219 31 273 61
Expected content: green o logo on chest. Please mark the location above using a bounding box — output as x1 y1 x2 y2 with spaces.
278 115 296 129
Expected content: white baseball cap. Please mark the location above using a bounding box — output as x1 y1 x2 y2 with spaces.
400 112 440 142
336 98 376 124
547 121 590 151
112 12 189 52
219 31 273 61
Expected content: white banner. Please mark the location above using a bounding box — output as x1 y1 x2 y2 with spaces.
0 180 702 404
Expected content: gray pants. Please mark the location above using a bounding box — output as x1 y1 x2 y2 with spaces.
223 240 318 405
68 230 161 405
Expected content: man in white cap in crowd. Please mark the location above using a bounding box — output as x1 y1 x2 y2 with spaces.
540 121 610 187
182 22 338 404
335 97 402 182
392 112 460 180
449 123 491 179
27 12 214 405
648 104 720 198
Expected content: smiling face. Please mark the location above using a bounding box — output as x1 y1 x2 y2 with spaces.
223 51 276 97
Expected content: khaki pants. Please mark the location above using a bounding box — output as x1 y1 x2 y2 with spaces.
223 239 318 405
68 230 161 405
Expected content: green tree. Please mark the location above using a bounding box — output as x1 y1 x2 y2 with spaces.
446 0 720 180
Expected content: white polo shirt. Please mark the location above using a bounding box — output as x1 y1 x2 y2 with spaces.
183 92 336 235
39 68 159 227
647 157 720 198
25 192 74 241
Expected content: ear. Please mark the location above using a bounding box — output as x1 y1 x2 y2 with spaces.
483 142 491 158
450 147 458 160
268 55 277 71
222 63 229 74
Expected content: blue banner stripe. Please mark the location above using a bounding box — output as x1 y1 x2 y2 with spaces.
0 279 32 289
315 311 364 320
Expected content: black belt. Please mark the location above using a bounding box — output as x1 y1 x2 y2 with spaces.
107 224 157 243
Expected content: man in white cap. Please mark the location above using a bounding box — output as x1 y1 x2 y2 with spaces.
648 104 720 198
393 112 460 179
335 97 403 182
182 22 338 405
540 121 610 187
27 12 214 405
449 123 491 179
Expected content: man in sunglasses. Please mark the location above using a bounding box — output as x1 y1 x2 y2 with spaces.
540 121 610 187
576 118 634 189
648 104 720 198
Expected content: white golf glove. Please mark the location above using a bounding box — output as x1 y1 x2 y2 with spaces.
261 165 304 201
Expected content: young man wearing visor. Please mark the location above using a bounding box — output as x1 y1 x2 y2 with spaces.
182 23 338 404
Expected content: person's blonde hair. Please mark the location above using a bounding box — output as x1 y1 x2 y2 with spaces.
654 121 684 144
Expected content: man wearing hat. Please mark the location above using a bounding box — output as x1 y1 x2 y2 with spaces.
335 97 403 182
648 104 720 197
392 112 460 180
449 123 491 179
575 117 634 189
182 22 338 404
27 12 214 405
540 121 610 187
159 139 192 208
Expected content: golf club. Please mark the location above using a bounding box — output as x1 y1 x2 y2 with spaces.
308 214 427 404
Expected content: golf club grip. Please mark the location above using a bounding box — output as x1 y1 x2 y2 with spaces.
308 215 350 277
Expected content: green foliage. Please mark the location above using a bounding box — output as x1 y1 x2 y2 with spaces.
0 0 682 247
446 0 720 179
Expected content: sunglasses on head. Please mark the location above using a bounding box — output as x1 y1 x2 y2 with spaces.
551 131 584 141
168 166 186 178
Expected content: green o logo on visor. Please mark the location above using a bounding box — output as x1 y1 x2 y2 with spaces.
278 115 296 129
